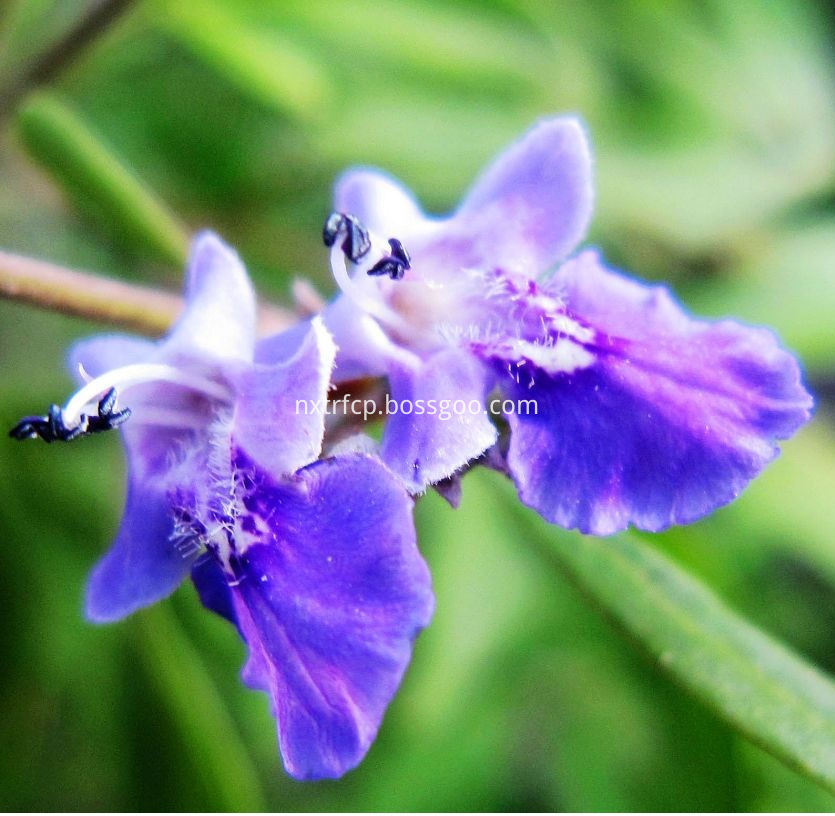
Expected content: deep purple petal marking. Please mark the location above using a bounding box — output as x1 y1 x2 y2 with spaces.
191 556 238 627
229 453 433 780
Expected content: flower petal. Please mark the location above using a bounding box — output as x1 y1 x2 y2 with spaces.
254 318 314 365
191 556 238 626
442 116 593 274
381 349 497 492
504 253 813 535
86 474 191 622
68 334 157 381
71 334 196 621
230 452 433 780
165 231 256 363
232 317 335 477
321 295 422 382
334 168 432 239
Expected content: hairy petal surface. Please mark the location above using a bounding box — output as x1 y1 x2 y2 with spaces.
230 453 433 780
69 232 260 622
505 253 813 535
381 349 497 492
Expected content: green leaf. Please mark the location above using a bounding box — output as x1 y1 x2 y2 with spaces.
133 604 267 811
15 92 189 266
517 505 835 793
156 0 332 121
276 0 551 93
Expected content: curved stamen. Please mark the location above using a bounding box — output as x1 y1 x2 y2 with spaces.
323 212 371 262
63 363 230 426
329 243 413 336
367 238 411 280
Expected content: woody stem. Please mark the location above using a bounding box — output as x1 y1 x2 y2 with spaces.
0 248 293 337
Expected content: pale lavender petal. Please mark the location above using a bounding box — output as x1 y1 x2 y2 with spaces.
230 452 433 781
254 318 313 366
439 117 593 274
381 349 497 492
68 334 156 382
86 474 190 622
164 231 256 363
505 253 813 535
232 318 335 477
321 295 422 382
334 168 433 240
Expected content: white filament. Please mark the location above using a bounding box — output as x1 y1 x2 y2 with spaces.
329 241 412 336
63 363 231 426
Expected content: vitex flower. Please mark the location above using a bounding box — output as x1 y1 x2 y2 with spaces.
13 232 433 780
319 117 813 535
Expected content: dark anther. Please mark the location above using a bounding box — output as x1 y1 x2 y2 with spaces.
367 238 411 280
322 212 372 263
8 387 131 443
9 405 83 443
86 387 132 434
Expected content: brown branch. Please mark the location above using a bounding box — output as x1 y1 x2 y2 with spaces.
0 0 138 119
0 248 293 337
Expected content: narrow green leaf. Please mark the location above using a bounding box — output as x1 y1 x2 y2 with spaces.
518 509 835 793
16 92 189 266
133 604 267 811
157 0 332 120
278 0 552 92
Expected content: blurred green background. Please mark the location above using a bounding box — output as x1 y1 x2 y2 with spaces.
1 0 835 810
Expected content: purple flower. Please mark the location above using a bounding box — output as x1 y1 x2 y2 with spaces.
64 233 433 780
320 117 813 535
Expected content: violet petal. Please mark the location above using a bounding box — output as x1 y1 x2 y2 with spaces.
68 334 156 381
71 333 209 621
86 474 191 621
505 252 813 535
441 117 593 274
191 556 238 627
321 295 422 382
230 453 433 780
